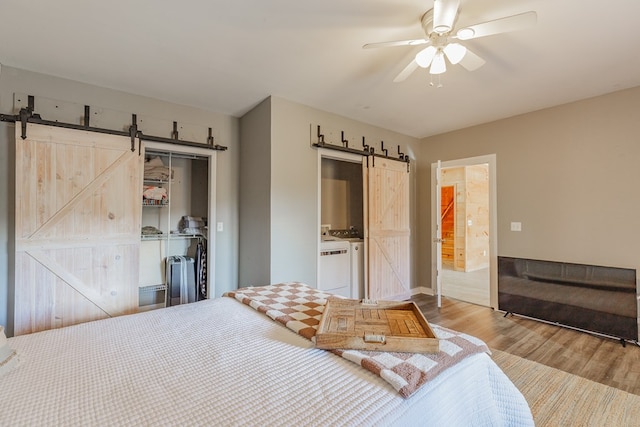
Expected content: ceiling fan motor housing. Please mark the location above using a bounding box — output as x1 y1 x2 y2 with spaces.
421 10 435 35
421 10 452 47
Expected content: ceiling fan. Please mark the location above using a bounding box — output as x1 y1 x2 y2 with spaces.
363 0 537 82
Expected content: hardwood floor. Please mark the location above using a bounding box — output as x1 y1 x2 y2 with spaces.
411 294 640 395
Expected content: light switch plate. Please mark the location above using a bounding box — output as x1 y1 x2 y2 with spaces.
217 222 223 232
510 222 522 232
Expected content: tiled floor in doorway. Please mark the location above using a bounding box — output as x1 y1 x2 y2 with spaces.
441 267 490 307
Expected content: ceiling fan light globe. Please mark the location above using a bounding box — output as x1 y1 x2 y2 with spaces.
456 27 475 40
444 43 467 64
430 51 447 74
415 46 437 68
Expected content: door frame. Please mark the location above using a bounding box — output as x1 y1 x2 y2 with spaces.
431 154 498 309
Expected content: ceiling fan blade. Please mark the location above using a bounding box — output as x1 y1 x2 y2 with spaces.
393 59 419 83
433 0 460 34
458 48 485 71
363 39 429 49
456 11 537 40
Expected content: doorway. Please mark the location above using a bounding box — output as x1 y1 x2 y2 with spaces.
318 149 412 301
318 150 365 300
431 155 498 309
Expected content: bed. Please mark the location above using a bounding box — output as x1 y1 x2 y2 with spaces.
0 283 533 426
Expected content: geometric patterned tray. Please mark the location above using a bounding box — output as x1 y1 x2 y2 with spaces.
316 298 439 353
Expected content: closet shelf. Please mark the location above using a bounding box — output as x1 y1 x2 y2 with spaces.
139 283 167 292
143 178 172 184
142 199 169 207
141 233 206 241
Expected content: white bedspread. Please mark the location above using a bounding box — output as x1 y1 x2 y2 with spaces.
1 297 533 426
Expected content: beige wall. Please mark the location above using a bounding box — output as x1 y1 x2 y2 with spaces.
0 65 241 335
3 66 638 334
417 86 640 293
240 96 420 288
238 97 271 286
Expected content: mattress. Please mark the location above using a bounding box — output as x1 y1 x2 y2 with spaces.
0 297 533 426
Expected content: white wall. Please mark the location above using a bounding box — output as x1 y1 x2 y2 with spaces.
0 65 240 335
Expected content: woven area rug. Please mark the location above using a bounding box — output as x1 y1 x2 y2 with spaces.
492 350 640 426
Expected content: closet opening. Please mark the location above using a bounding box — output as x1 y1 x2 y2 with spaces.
317 147 412 301
139 145 215 311
318 151 365 300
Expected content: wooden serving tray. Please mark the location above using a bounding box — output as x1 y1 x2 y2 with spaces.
316 298 439 353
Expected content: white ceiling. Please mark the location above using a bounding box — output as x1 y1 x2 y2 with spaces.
1 0 639 138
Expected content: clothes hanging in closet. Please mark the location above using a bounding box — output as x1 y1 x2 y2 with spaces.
194 241 207 300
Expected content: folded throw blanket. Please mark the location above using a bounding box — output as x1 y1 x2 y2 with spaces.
144 156 173 181
142 186 168 201
224 282 490 398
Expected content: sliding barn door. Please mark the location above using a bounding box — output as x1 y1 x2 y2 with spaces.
14 124 142 335
366 158 410 300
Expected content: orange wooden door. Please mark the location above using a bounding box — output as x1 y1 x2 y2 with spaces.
366 158 410 300
14 124 143 335
441 185 455 267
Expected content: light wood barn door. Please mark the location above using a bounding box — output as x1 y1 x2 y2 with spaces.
14 124 143 335
366 158 410 300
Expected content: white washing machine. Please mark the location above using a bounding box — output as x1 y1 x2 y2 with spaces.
319 240 351 297
350 241 364 299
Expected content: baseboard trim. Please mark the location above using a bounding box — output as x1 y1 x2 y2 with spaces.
411 286 434 296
